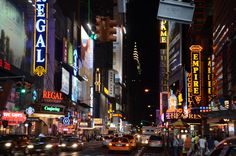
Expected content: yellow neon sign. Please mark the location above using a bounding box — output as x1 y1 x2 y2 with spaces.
160 20 167 43
207 57 212 102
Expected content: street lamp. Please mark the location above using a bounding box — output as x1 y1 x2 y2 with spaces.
148 105 151 108
144 88 150 93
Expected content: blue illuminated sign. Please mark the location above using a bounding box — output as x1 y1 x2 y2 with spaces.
73 49 78 76
62 112 71 125
33 0 48 76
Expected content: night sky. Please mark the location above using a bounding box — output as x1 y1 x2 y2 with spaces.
127 0 160 124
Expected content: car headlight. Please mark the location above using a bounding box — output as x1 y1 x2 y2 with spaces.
137 135 140 138
45 144 53 149
59 143 66 147
5 143 12 147
27 145 34 149
72 143 78 148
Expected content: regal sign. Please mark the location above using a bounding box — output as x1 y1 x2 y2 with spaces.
43 90 63 102
33 0 48 76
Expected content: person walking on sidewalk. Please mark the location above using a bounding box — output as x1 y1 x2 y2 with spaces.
199 136 207 156
185 135 192 154
173 135 179 156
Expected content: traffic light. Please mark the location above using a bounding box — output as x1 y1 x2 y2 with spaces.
90 32 97 40
16 81 26 94
105 18 117 42
95 16 117 42
95 16 106 42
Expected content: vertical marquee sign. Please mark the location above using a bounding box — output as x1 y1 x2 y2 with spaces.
160 20 168 43
190 45 202 105
33 0 48 76
207 57 212 102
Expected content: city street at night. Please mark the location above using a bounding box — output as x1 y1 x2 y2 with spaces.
1 0 236 156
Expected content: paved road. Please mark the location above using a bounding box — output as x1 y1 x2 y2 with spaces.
12 141 165 156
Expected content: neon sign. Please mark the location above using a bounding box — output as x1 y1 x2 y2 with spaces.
43 106 62 112
160 20 167 43
207 57 212 102
187 73 192 108
33 0 48 76
166 112 201 120
2 111 26 125
43 90 63 101
190 45 202 104
0 59 10 70
73 49 78 76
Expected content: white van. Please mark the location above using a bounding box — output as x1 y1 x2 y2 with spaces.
140 126 159 144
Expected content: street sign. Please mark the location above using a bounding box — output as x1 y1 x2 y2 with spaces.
157 0 195 24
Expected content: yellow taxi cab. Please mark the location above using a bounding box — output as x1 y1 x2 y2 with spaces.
123 134 137 149
108 137 131 153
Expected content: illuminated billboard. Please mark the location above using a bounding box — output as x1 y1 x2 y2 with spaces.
33 0 48 76
0 0 32 72
207 57 212 102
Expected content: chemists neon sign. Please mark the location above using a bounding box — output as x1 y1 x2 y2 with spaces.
33 0 48 76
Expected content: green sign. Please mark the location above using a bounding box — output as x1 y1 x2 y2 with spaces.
43 106 62 113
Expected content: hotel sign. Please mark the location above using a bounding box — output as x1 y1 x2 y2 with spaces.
190 45 202 104
33 0 48 76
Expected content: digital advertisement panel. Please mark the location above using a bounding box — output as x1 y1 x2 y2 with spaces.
0 0 32 72
71 75 78 103
61 67 70 95
80 26 94 104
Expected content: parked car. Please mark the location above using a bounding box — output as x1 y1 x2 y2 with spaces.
0 135 29 155
59 136 83 151
209 136 236 156
147 135 163 148
25 136 60 155
108 137 131 153
102 135 114 147
123 134 137 149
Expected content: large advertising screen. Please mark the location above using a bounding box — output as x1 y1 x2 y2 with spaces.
61 67 70 95
0 0 30 71
80 26 94 104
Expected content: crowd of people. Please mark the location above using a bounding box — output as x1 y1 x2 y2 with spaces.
166 134 221 156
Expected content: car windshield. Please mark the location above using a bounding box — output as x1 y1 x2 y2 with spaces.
63 137 78 142
149 135 162 141
32 137 58 143
112 137 128 143
123 135 134 140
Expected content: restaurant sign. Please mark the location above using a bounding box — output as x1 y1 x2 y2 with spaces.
1 111 26 125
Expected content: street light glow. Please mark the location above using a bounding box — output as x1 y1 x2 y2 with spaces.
144 88 150 93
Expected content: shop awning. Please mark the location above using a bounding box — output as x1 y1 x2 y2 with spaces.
79 103 92 108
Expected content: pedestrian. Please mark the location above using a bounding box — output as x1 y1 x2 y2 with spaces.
185 135 192 154
199 136 206 156
178 135 184 156
207 136 215 152
173 135 179 156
